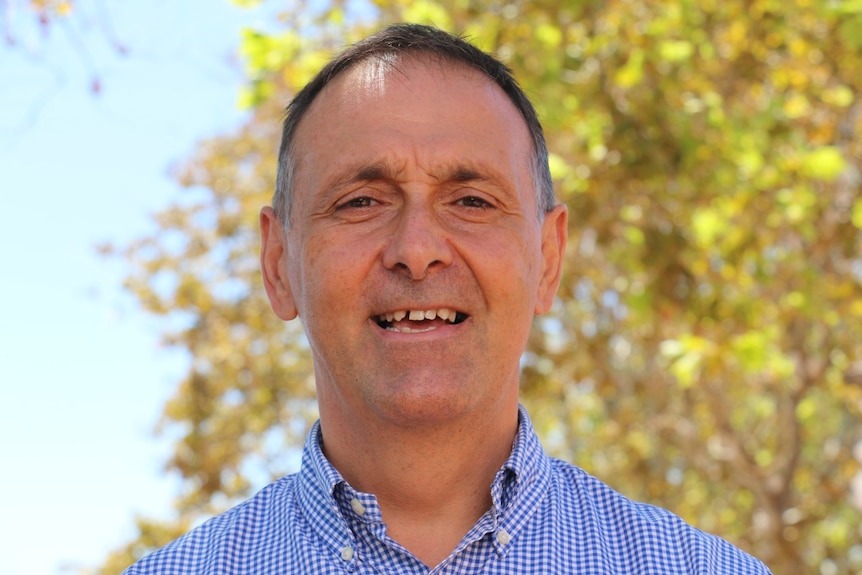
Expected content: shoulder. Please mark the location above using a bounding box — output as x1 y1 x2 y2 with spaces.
122 474 299 575
545 458 773 574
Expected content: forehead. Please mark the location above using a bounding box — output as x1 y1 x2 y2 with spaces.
311 54 515 122
290 55 535 207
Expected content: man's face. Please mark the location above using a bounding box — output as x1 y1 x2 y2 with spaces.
262 58 566 428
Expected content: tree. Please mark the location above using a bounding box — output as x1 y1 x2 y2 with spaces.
101 1 862 574
4 0 76 42
3 0 127 93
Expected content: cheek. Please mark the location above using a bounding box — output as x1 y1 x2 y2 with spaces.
299 232 374 315
479 230 542 296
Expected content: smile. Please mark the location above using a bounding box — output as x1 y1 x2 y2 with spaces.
374 308 468 332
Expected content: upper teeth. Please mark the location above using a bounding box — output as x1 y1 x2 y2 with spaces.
381 308 456 322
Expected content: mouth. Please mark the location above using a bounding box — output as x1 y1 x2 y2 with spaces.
373 308 469 333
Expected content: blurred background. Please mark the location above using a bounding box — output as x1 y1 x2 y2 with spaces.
1 1 267 573
2 1 862 574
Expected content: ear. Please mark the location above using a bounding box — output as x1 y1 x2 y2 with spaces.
260 206 299 321
534 203 568 315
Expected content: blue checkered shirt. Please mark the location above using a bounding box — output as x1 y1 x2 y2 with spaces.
124 407 772 574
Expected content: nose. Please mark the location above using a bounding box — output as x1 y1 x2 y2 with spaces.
382 203 454 280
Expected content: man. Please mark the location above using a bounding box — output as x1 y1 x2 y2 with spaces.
124 24 772 574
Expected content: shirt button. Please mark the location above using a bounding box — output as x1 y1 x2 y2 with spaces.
350 498 366 516
341 546 355 561
496 529 511 545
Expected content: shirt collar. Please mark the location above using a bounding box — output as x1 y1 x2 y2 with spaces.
295 419 359 554
490 405 551 545
492 405 548 512
296 405 551 554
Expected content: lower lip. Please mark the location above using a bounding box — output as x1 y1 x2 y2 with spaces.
385 324 438 334
371 318 466 339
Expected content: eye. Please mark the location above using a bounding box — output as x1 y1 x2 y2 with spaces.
337 196 377 210
456 195 494 209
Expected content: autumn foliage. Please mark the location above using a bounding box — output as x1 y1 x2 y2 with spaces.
100 2 862 574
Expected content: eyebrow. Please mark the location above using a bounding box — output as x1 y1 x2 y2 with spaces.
447 166 485 183
348 162 489 186
354 163 392 182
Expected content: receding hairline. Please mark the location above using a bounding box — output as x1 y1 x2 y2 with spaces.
291 51 533 156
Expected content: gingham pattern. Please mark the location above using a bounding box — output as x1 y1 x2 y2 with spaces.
124 407 772 574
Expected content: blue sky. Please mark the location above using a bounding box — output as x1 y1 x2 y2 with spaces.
0 2 272 573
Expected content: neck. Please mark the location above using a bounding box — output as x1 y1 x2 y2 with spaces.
319 400 519 567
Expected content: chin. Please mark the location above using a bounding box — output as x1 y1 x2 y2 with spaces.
367 383 482 429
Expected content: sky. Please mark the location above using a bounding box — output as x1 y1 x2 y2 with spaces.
0 2 275 573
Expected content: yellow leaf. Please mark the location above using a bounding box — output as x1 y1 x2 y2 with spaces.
536 23 563 49
615 49 644 88
691 208 724 247
624 226 645 246
659 40 694 63
800 147 847 181
731 330 770 372
620 204 643 222
56 1 73 16
783 93 811 119
782 291 805 309
852 199 862 229
754 449 773 467
669 353 702 389
823 85 854 107
402 1 453 29
736 148 764 177
660 335 715 388
548 153 571 180
796 395 817 421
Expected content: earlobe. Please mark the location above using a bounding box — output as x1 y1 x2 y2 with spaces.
260 206 299 321
534 204 568 315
